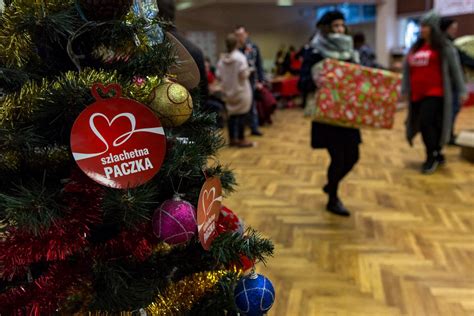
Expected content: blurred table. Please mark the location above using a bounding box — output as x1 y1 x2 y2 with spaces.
271 75 300 98
463 83 474 108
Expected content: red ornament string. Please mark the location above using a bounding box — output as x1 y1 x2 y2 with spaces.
91 223 159 262
0 261 91 316
1 171 103 279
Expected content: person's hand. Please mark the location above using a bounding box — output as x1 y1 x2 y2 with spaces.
460 93 469 105
256 82 264 90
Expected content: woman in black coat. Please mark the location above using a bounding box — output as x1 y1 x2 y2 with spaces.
309 11 361 216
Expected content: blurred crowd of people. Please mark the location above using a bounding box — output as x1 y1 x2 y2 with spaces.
298 10 470 216
158 0 276 148
207 8 471 216
158 0 472 217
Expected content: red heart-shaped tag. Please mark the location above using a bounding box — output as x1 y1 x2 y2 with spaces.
197 177 223 250
91 83 122 101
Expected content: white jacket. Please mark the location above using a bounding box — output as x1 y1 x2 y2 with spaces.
216 50 252 115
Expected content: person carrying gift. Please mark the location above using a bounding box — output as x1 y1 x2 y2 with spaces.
310 10 361 217
402 11 466 174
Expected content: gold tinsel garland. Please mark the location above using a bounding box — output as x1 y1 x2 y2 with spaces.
88 270 228 316
0 68 161 125
0 0 74 68
1 0 165 69
144 270 228 316
0 79 48 124
0 150 21 171
91 11 158 64
128 76 163 105
0 69 122 124
0 68 162 170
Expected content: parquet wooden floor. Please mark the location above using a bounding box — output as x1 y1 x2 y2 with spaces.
218 107 474 316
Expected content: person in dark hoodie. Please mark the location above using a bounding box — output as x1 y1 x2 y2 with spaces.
440 17 474 145
235 25 265 136
402 11 466 174
310 11 361 217
157 0 208 100
353 32 378 68
298 34 317 108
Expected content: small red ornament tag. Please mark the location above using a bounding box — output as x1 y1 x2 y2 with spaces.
70 83 166 189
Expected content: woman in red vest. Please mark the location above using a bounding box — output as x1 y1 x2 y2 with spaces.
402 11 466 174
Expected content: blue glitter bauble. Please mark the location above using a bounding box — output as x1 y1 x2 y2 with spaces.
234 273 275 316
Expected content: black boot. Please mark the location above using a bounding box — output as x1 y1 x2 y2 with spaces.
322 184 329 194
437 152 446 165
422 152 440 174
326 196 350 217
448 134 457 146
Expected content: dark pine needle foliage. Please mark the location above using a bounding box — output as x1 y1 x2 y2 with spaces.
0 1 273 314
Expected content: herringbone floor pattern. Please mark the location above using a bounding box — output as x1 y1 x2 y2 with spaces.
219 107 474 316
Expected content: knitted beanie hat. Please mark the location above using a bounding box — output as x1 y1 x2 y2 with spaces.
317 10 345 27
420 11 441 32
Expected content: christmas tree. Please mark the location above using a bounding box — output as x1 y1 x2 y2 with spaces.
0 1 274 315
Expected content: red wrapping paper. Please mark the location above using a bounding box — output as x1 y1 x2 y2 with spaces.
311 59 401 129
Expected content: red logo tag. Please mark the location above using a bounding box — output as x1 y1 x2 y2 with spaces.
197 177 222 250
70 83 166 189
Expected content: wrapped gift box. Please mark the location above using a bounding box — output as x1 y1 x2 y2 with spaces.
309 59 401 129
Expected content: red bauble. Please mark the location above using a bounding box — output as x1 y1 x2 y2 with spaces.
216 206 244 235
78 0 133 21
231 255 255 273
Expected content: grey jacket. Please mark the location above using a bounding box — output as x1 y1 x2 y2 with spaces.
402 40 467 147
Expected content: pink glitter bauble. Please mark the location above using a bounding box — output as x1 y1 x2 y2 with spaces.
152 196 197 245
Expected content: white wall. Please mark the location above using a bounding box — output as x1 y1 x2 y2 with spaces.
375 0 397 67
177 4 378 71
250 24 314 72
177 4 316 71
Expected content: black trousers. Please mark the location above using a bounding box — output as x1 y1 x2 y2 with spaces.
326 141 360 199
228 114 246 141
246 84 260 132
413 97 443 156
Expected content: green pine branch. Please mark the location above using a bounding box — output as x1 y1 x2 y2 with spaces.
90 256 168 312
187 271 240 316
0 67 34 92
210 228 275 267
102 183 160 229
0 177 63 236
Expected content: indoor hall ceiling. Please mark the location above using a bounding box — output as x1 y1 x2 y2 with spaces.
175 0 380 30
176 0 380 8
177 3 316 30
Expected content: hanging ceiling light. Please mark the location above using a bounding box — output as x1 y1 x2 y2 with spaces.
277 0 293 6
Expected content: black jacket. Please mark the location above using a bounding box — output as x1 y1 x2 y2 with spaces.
298 44 318 93
170 29 209 100
240 40 264 86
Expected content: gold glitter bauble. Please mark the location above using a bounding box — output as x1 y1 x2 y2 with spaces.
149 82 193 128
